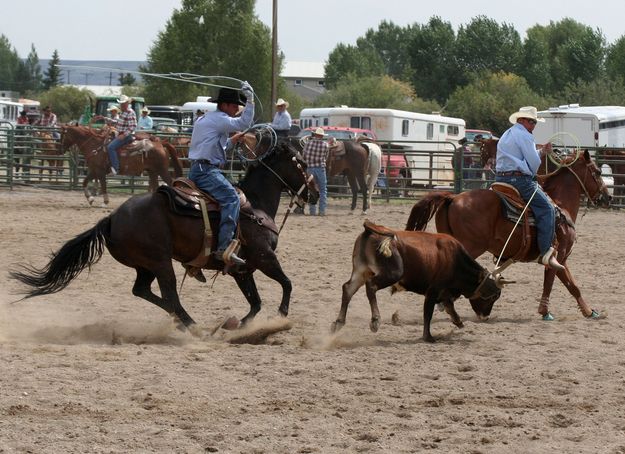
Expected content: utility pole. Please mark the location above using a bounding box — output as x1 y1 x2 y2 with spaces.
83 72 91 85
66 70 71 84
271 0 278 120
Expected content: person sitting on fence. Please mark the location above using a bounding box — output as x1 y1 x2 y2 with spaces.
17 110 29 126
271 98 292 137
106 95 137 175
34 106 60 140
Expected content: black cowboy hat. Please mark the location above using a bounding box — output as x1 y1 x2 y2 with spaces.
211 87 246 106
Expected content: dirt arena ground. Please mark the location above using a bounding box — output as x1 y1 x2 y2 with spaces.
1 187 624 453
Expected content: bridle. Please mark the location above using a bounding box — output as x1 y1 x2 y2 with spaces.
564 158 606 206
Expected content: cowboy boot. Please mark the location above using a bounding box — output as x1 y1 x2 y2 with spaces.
539 247 565 271
222 239 246 266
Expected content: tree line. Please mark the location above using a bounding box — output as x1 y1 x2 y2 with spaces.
3 1 625 133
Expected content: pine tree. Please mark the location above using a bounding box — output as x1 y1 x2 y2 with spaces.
118 73 137 86
42 49 62 90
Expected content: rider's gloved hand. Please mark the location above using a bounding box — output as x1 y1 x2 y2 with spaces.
241 81 254 102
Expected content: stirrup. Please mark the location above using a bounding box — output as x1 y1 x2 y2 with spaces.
539 247 565 271
223 239 245 266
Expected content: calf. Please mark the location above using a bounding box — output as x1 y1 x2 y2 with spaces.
332 221 502 342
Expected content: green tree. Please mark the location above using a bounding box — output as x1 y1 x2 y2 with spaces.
314 75 440 113
143 0 274 120
324 43 384 90
42 49 62 90
0 34 22 91
16 44 43 94
558 76 625 106
38 85 94 122
407 16 459 103
356 20 414 81
519 27 553 95
455 16 523 76
446 71 546 135
605 36 625 81
524 19 606 94
118 73 137 86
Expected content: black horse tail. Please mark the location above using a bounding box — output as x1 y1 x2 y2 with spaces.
163 141 183 178
405 192 455 231
9 217 111 299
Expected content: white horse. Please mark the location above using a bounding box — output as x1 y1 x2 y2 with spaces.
361 141 382 214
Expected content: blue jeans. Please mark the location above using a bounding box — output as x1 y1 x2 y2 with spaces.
188 162 239 251
308 166 327 215
496 174 555 255
107 134 133 171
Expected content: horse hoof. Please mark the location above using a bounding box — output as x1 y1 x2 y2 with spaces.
542 312 555 321
88 196 95 205
587 309 601 319
369 318 380 332
330 320 344 333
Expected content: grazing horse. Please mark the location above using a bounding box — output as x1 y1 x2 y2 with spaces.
10 139 319 329
406 150 611 320
61 125 183 206
326 140 382 214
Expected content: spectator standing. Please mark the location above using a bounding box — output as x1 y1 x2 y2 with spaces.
302 127 329 216
17 110 29 126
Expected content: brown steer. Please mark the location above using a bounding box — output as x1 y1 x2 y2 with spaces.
332 221 503 342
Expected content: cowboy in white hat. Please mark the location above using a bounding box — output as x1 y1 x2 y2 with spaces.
302 127 329 216
106 95 137 175
496 106 564 271
271 98 292 137
137 106 153 131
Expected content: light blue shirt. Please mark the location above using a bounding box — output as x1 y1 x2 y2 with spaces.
138 115 153 130
188 102 254 165
496 123 541 175
271 110 292 131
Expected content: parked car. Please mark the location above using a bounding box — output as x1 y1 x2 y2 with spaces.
465 129 497 142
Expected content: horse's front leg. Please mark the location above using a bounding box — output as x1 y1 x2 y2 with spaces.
231 272 263 325
254 253 292 317
82 171 96 205
552 264 598 318
356 173 369 214
99 173 109 206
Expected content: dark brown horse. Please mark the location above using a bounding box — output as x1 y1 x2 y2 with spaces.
406 150 611 320
599 149 624 201
61 125 183 206
9 139 318 329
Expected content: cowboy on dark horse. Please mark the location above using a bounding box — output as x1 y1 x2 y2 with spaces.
187 81 255 268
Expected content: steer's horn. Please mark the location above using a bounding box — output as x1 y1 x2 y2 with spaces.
494 274 516 289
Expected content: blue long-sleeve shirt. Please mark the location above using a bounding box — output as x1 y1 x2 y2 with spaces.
188 102 254 166
496 123 541 175
271 110 292 131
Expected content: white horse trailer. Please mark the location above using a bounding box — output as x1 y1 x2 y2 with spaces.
534 104 625 193
299 106 465 186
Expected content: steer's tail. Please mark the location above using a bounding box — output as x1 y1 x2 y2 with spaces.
405 192 455 231
9 217 111 299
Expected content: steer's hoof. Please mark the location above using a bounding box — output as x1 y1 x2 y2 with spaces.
330 320 344 333
542 312 555 321
369 318 380 333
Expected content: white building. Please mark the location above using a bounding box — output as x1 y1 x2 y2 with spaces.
282 61 325 101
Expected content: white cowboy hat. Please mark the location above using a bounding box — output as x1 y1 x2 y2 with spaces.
509 106 545 124
275 98 289 108
107 105 120 112
116 94 132 104
141 107 150 114
313 127 326 137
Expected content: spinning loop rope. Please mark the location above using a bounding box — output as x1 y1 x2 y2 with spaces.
542 131 582 175
234 123 278 163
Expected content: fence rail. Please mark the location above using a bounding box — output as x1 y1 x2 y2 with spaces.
0 124 622 208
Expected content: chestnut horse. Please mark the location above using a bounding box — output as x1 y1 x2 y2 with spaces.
406 150 612 320
61 125 183 206
10 139 318 329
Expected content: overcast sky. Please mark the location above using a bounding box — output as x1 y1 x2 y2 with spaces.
3 0 624 62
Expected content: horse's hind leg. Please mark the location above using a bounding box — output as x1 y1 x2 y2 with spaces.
231 272 263 325
346 173 359 211
132 267 196 329
356 174 369 214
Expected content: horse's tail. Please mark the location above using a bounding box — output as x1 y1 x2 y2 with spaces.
9 217 111 299
163 141 183 177
405 192 455 231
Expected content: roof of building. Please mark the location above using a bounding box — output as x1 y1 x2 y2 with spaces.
282 61 325 79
